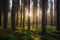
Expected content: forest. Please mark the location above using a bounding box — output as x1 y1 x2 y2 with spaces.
0 0 60 40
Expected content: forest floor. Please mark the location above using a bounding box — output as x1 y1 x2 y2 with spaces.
0 26 59 40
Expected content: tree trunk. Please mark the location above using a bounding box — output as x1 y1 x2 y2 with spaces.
57 0 60 30
33 0 36 27
20 6 23 27
36 0 38 27
20 0 23 27
42 0 48 34
33 7 35 27
50 1 53 26
11 0 16 31
0 0 2 26
28 0 30 30
16 0 20 26
3 0 9 29
22 0 25 28
54 0 57 27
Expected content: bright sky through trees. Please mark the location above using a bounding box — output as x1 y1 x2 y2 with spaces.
10 0 12 9
30 0 33 17
47 0 54 16
9 0 55 16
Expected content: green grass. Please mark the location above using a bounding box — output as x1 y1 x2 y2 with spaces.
46 25 56 33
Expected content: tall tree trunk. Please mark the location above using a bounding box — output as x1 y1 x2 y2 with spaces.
42 0 48 34
22 0 25 28
16 0 20 26
0 0 2 26
50 1 53 26
33 0 36 27
11 0 16 31
57 0 60 30
39 0 42 25
20 5 23 27
3 0 9 29
54 0 57 27
20 0 23 27
28 0 30 30
36 0 38 27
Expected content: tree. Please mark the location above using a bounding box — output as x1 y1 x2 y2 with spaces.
3 0 9 29
57 0 60 30
42 0 48 34
20 0 23 27
50 0 53 26
39 0 42 25
22 0 26 28
27 0 30 30
33 0 36 27
0 0 2 26
22 0 29 29
11 0 16 31
54 0 57 27
36 0 38 27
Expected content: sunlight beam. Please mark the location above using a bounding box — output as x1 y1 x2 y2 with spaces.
30 0 33 17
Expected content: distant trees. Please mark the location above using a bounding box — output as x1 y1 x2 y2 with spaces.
57 0 60 30
33 3 35 27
